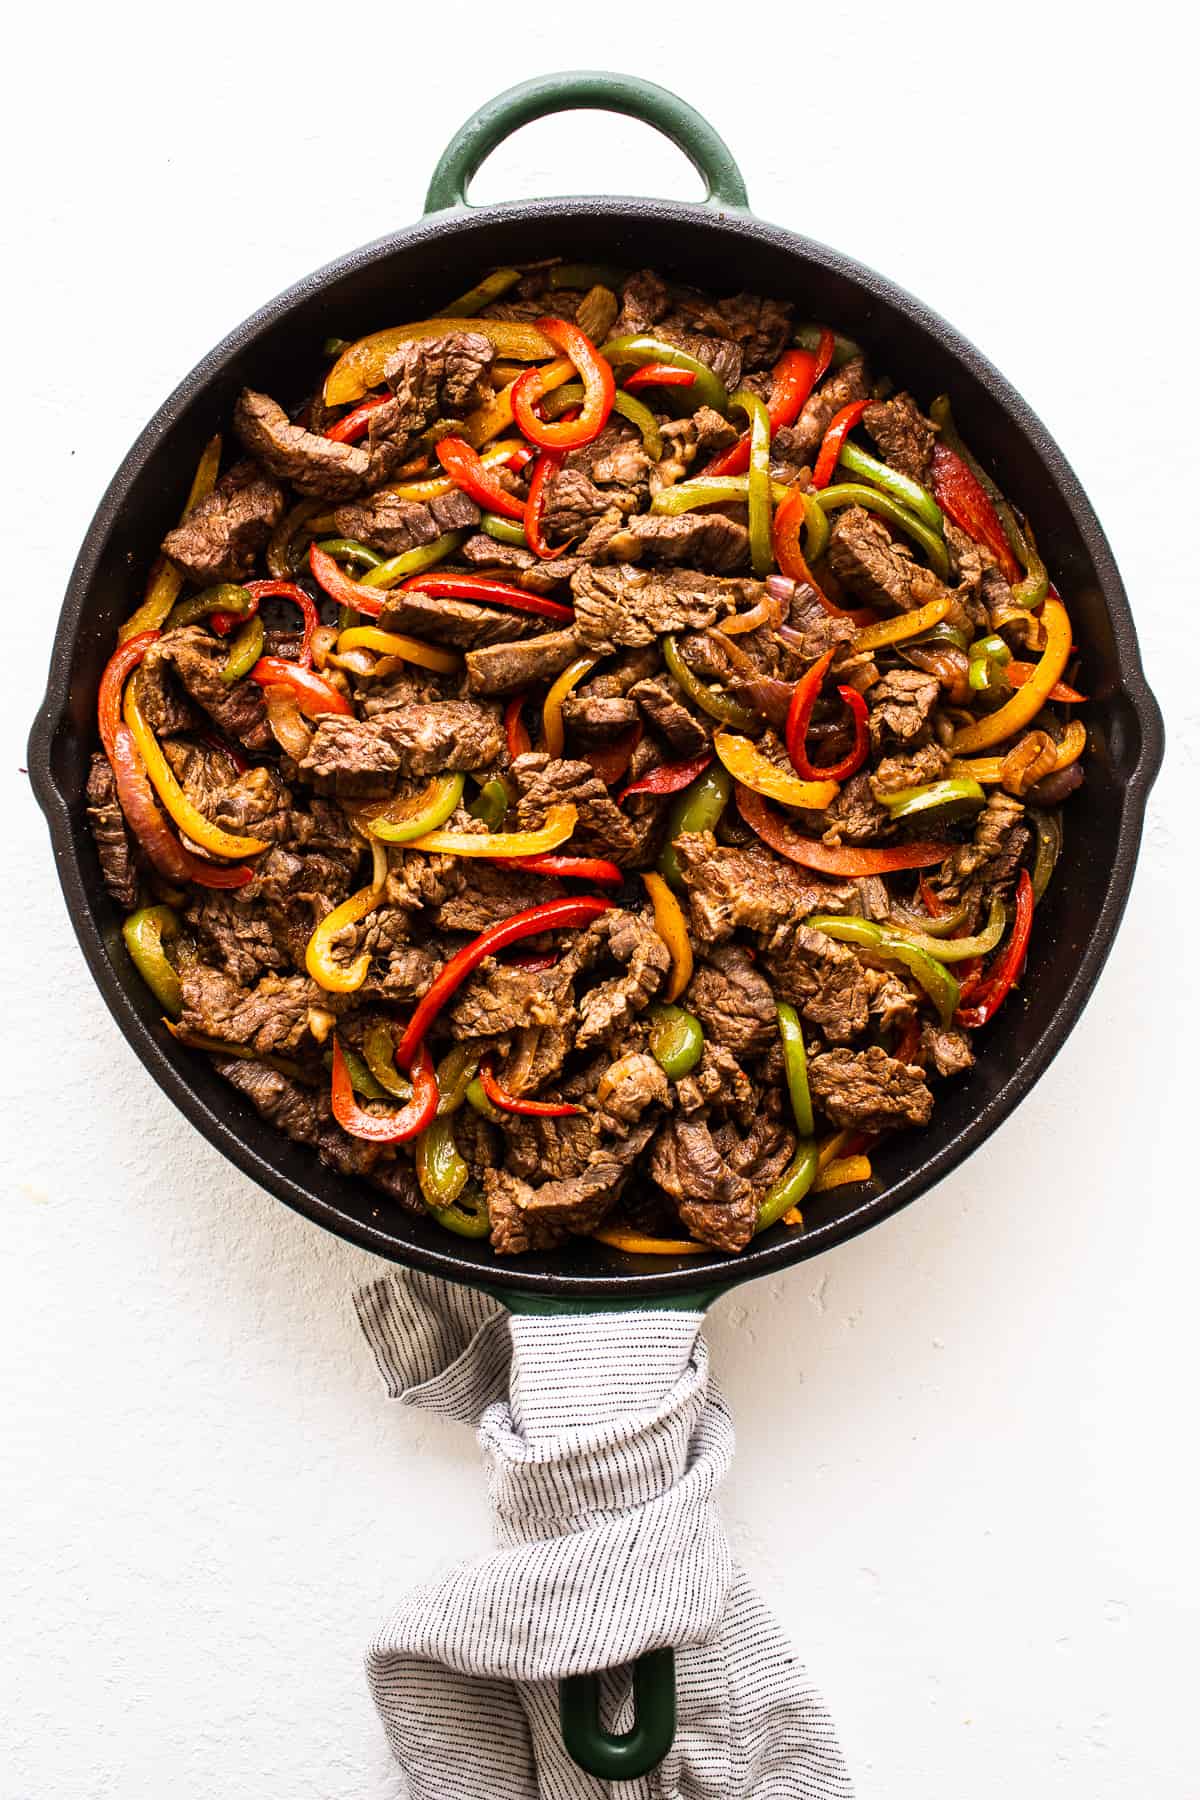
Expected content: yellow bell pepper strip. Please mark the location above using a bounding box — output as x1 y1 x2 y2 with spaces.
805 912 962 1025
538 380 664 462
462 357 576 447
661 635 756 732
331 1036 439 1143
641 871 693 1002
542 656 599 757
812 1154 873 1194
816 483 950 578
324 318 556 407
219 615 266 685
659 761 733 889
949 596 1072 753
122 905 183 1015
647 1004 705 1080
755 1140 820 1233
362 773 466 845
407 803 578 858
362 1021 414 1102
118 435 222 641
305 840 388 993
416 1114 471 1209
712 729 840 810
335 625 460 674
122 679 268 858
775 1002 814 1136
727 388 773 577
600 334 730 415
949 716 1086 784
837 439 943 531
442 267 522 316
591 1225 709 1256
376 440 526 505
851 595 953 652
883 777 987 825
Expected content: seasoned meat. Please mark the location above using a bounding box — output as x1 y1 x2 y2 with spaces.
447 958 575 1039
863 393 937 485
86 753 140 909
179 968 328 1055
541 466 631 542
382 330 495 445
145 626 271 750
332 486 480 556
560 693 640 745
809 772 891 845
161 460 284 584
215 1058 321 1145
808 1046 933 1131
937 792 1030 904
564 908 670 1047
592 511 750 574
234 389 369 499
828 505 948 615
570 563 760 652
654 326 743 393
649 1117 758 1254
870 742 951 799
465 629 583 695
867 668 941 747
716 292 794 370
672 832 848 945
298 701 502 794
379 587 533 650
629 677 710 757
919 1023 976 1078
511 752 650 866
596 1051 669 1125
864 968 918 1033
759 924 871 1044
432 862 561 935
686 945 777 1056
782 356 870 459
613 268 670 336
651 407 740 496
187 891 291 985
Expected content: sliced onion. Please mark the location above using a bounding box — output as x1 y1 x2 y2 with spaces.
310 624 339 671
702 627 793 727
263 683 314 759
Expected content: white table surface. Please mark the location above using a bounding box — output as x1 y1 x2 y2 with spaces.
4 6 1196 1795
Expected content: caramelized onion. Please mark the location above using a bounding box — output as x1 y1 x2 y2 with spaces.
263 683 314 759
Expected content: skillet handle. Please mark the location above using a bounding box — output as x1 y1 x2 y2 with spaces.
424 70 749 214
560 1647 677 1782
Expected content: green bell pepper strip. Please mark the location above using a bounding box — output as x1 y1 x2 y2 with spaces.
1030 807 1063 903
929 395 1047 607
442 267 522 316
362 1022 414 1102
436 1043 481 1116
805 913 962 1026
549 262 628 291
466 1075 505 1123
815 484 950 579
884 777 988 824
324 335 350 358
429 1185 491 1239
648 1005 705 1080
314 537 384 569
220 614 265 685
968 633 1012 695
728 388 773 578
539 380 663 462
367 773 465 844
322 1043 388 1100
878 893 1007 963
887 897 971 938
416 1114 470 1209
469 776 512 831
658 760 734 889
794 323 862 368
359 530 470 591
755 1139 820 1233
836 440 943 532
122 905 183 1014
482 512 529 546
165 584 255 631
775 1003 814 1137
913 619 971 653
661 635 756 733
599 335 729 415
651 473 792 516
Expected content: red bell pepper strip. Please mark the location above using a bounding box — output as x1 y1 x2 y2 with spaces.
309 541 386 618
705 347 821 478
436 435 526 521
331 1037 438 1142
208 596 260 637
955 869 1034 1028
812 397 870 489
784 649 870 783
622 364 697 392
1007 660 1086 703
930 443 1022 583
812 327 836 384
505 442 537 474
616 750 713 805
324 393 391 445
771 488 873 623
893 1016 922 1065
502 950 561 970
583 723 642 787
478 1057 583 1118
98 631 158 762
502 853 623 884
249 656 352 716
242 578 320 667
401 571 574 623
396 896 612 1067
512 317 615 451
524 449 564 558
108 724 253 890
504 694 532 759
737 784 949 876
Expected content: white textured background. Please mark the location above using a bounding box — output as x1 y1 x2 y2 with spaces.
4 5 1196 1796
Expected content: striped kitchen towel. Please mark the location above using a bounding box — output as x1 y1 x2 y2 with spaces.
354 1270 852 1799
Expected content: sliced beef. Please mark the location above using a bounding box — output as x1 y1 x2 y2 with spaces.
572 421 653 497
685 945 776 1056
486 1169 570 1255
215 1058 321 1145
716 292 794 370
937 792 1029 904
828 505 948 615
332 486 480 556
869 742 951 799
496 1018 573 1096
179 968 328 1055
381 330 495 447
782 356 870 459
458 535 580 593
233 389 368 499
161 460 284 584
563 908 670 1048
560 693 640 745
672 832 849 945
654 326 743 393
144 626 270 750
134 637 198 737
591 511 750 574
629 677 710 757
649 1117 757 1254
595 1051 669 1126
864 967 917 1033
808 1046 933 1131
808 772 891 845
613 268 670 336
212 766 293 840
447 958 576 1039
433 862 561 934
650 407 740 496
570 563 760 652
759 923 870 1044
465 629 583 696
919 1022 976 1078
867 668 941 747
379 587 533 650
510 752 651 867
330 909 440 1002
674 1040 755 1121
187 891 290 985
863 393 937 485
541 466 632 542
356 665 446 718
298 701 502 795
86 753 140 909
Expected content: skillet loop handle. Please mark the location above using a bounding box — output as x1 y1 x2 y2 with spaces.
559 1647 677 1781
424 71 749 214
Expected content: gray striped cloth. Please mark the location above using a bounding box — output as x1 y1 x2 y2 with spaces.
354 1271 853 1798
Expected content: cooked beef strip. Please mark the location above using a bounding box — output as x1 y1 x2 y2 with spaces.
560 693 640 744
863 393 937 485
570 564 760 652
143 626 271 750
686 945 777 1057
234 389 369 499
613 268 670 336
649 1116 759 1253
179 967 331 1055
541 466 631 542
674 1040 756 1122
298 701 502 795
332 487 480 556
595 1051 669 1124
716 292 794 370
828 506 949 615
806 771 891 845
432 862 561 934
628 676 710 757
187 890 291 985
781 356 870 459
869 742 951 799
331 909 440 1002
465 629 583 695
865 967 918 1032
511 752 651 866
86 753 140 909
216 1058 322 1145
919 1022 976 1078
591 511 750 574
867 668 941 748
672 832 851 945
378 587 535 650
808 1046 933 1131
650 407 740 496
758 924 871 1044
161 460 285 584
562 908 670 1048
457 535 581 594
936 792 1030 904
654 327 743 393
381 330 495 447
447 958 576 1039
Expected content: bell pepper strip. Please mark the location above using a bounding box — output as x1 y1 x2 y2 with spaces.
249 657 352 716
816 483 951 578
776 1002 814 1137
648 1003 705 1080
880 893 1008 964
504 694 532 760
331 1036 438 1142
929 398 1047 606
309 541 389 618
465 1074 505 1122
928 441 1020 581
122 905 183 1015
358 532 469 594
538 381 664 462
322 1043 388 1101
399 571 575 623
463 357 576 448
324 393 391 445
582 723 641 787
794 323 856 371
108 724 253 889
837 439 943 531
661 635 756 731
813 398 870 489
659 761 733 889
379 440 527 504
812 1155 873 1194
428 1185 492 1239
98 631 158 762
358 774 465 846
949 597 1072 753
755 1140 820 1234
506 853 623 883
166 583 256 633
324 318 556 407
599 334 730 415
415 1113 471 1210
396 894 613 1068
542 656 598 757
436 435 526 520
123 680 268 857
511 316 615 450
118 435 222 641
362 1021 414 1102
771 487 872 624
267 499 327 578
431 1043 481 1118
482 511 529 546
304 840 388 992
443 266 522 316
851 596 953 653
705 348 821 478
805 912 962 1026
334 625 460 674
1029 808 1063 903
407 802 578 859
524 449 564 557
726 388 773 577
244 577 321 665
883 777 987 825
218 616 265 685
641 871 693 1002
623 363 696 391
712 729 839 810
737 784 948 876
617 750 713 806
783 654 871 786
478 1058 583 1118
956 869 1034 1028
1007 660 1086 703
651 473 791 517
470 775 512 830
591 1225 708 1256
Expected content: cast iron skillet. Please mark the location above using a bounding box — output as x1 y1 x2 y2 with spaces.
28 73 1163 1778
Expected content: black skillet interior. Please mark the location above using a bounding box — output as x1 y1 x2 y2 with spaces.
30 198 1164 1299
